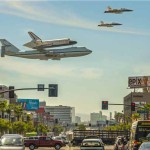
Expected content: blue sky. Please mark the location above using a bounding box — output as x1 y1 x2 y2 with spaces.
0 0 150 121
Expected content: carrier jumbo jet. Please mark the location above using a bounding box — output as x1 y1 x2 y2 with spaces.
104 6 133 14
98 21 122 27
0 39 92 60
23 31 77 50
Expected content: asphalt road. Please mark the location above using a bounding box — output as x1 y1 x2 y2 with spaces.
25 145 114 150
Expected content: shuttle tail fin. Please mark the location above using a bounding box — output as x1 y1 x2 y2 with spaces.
28 31 42 41
107 6 112 10
0 39 20 57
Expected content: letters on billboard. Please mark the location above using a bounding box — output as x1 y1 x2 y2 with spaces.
17 99 39 110
128 76 150 88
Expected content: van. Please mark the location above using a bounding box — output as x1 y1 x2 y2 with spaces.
0 134 25 150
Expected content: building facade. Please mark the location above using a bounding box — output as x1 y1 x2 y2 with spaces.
124 92 150 117
0 85 17 103
90 112 100 125
75 116 81 124
44 105 75 124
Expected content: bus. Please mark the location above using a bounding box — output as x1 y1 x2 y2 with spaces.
130 120 150 150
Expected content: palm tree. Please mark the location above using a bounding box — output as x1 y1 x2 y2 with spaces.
0 100 7 119
6 104 15 122
114 112 124 123
14 105 23 121
143 104 150 120
132 113 140 122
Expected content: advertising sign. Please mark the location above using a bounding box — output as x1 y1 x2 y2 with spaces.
17 99 39 110
128 76 150 88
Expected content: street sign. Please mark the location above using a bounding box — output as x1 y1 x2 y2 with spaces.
137 110 149 114
48 84 58 97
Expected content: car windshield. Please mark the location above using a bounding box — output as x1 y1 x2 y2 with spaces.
0 137 24 146
82 141 101 147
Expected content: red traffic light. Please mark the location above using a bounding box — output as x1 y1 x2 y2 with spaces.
131 102 135 111
102 101 108 110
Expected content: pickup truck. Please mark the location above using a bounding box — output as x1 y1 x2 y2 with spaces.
24 136 66 150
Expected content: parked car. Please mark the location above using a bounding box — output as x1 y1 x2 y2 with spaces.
24 136 66 150
138 142 150 150
80 139 105 150
0 134 25 150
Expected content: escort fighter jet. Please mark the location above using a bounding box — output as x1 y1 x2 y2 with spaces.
104 6 133 14
23 31 77 50
98 21 122 27
0 39 92 60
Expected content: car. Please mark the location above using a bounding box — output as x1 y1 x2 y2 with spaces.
139 142 150 150
52 136 69 144
0 134 25 150
84 136 104 146
24 136 66 150
80 139 104 150
114 136 128 150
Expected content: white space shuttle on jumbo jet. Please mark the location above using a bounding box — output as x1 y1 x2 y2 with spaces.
24 31 77 50
0 39 92 60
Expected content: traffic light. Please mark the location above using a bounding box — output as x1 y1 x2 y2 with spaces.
48 84 58 97
102 101 108 110
131 102 135 111
9 86 15 98
55 118 58 124
75 123 78 126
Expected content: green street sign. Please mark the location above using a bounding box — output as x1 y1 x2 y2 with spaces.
137 110 149 114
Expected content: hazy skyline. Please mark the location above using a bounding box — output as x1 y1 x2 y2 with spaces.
0 0 150 121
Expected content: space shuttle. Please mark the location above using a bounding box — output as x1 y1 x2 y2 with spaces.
23 32 77 50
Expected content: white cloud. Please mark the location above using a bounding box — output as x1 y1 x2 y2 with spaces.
0 57 103 80
0 1 149 36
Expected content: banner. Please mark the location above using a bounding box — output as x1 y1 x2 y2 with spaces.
128 76 150 88
17 99 39 110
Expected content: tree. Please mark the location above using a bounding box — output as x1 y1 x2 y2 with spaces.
6 104 15 122
26 121 35 132
14 104 23 121
0 118 10 136
13 121 26 134
143 104 150 120
132 113 140 121
78 124 86 130
0 100 7 118
52 125 64 136
114 112 124 123
37 124 49 135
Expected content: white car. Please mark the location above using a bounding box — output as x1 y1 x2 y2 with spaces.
139 142 150 150
80 139 104 150
0 134 25 150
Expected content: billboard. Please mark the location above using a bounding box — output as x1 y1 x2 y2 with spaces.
17 99 39 110
128 76 150 88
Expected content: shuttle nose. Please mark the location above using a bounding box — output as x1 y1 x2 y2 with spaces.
88 50 92 53
86 49 92 54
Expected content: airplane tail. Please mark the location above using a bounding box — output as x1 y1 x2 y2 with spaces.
28 31 42 41
107 6 112 11
100 21 104 24
0 39 20 57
